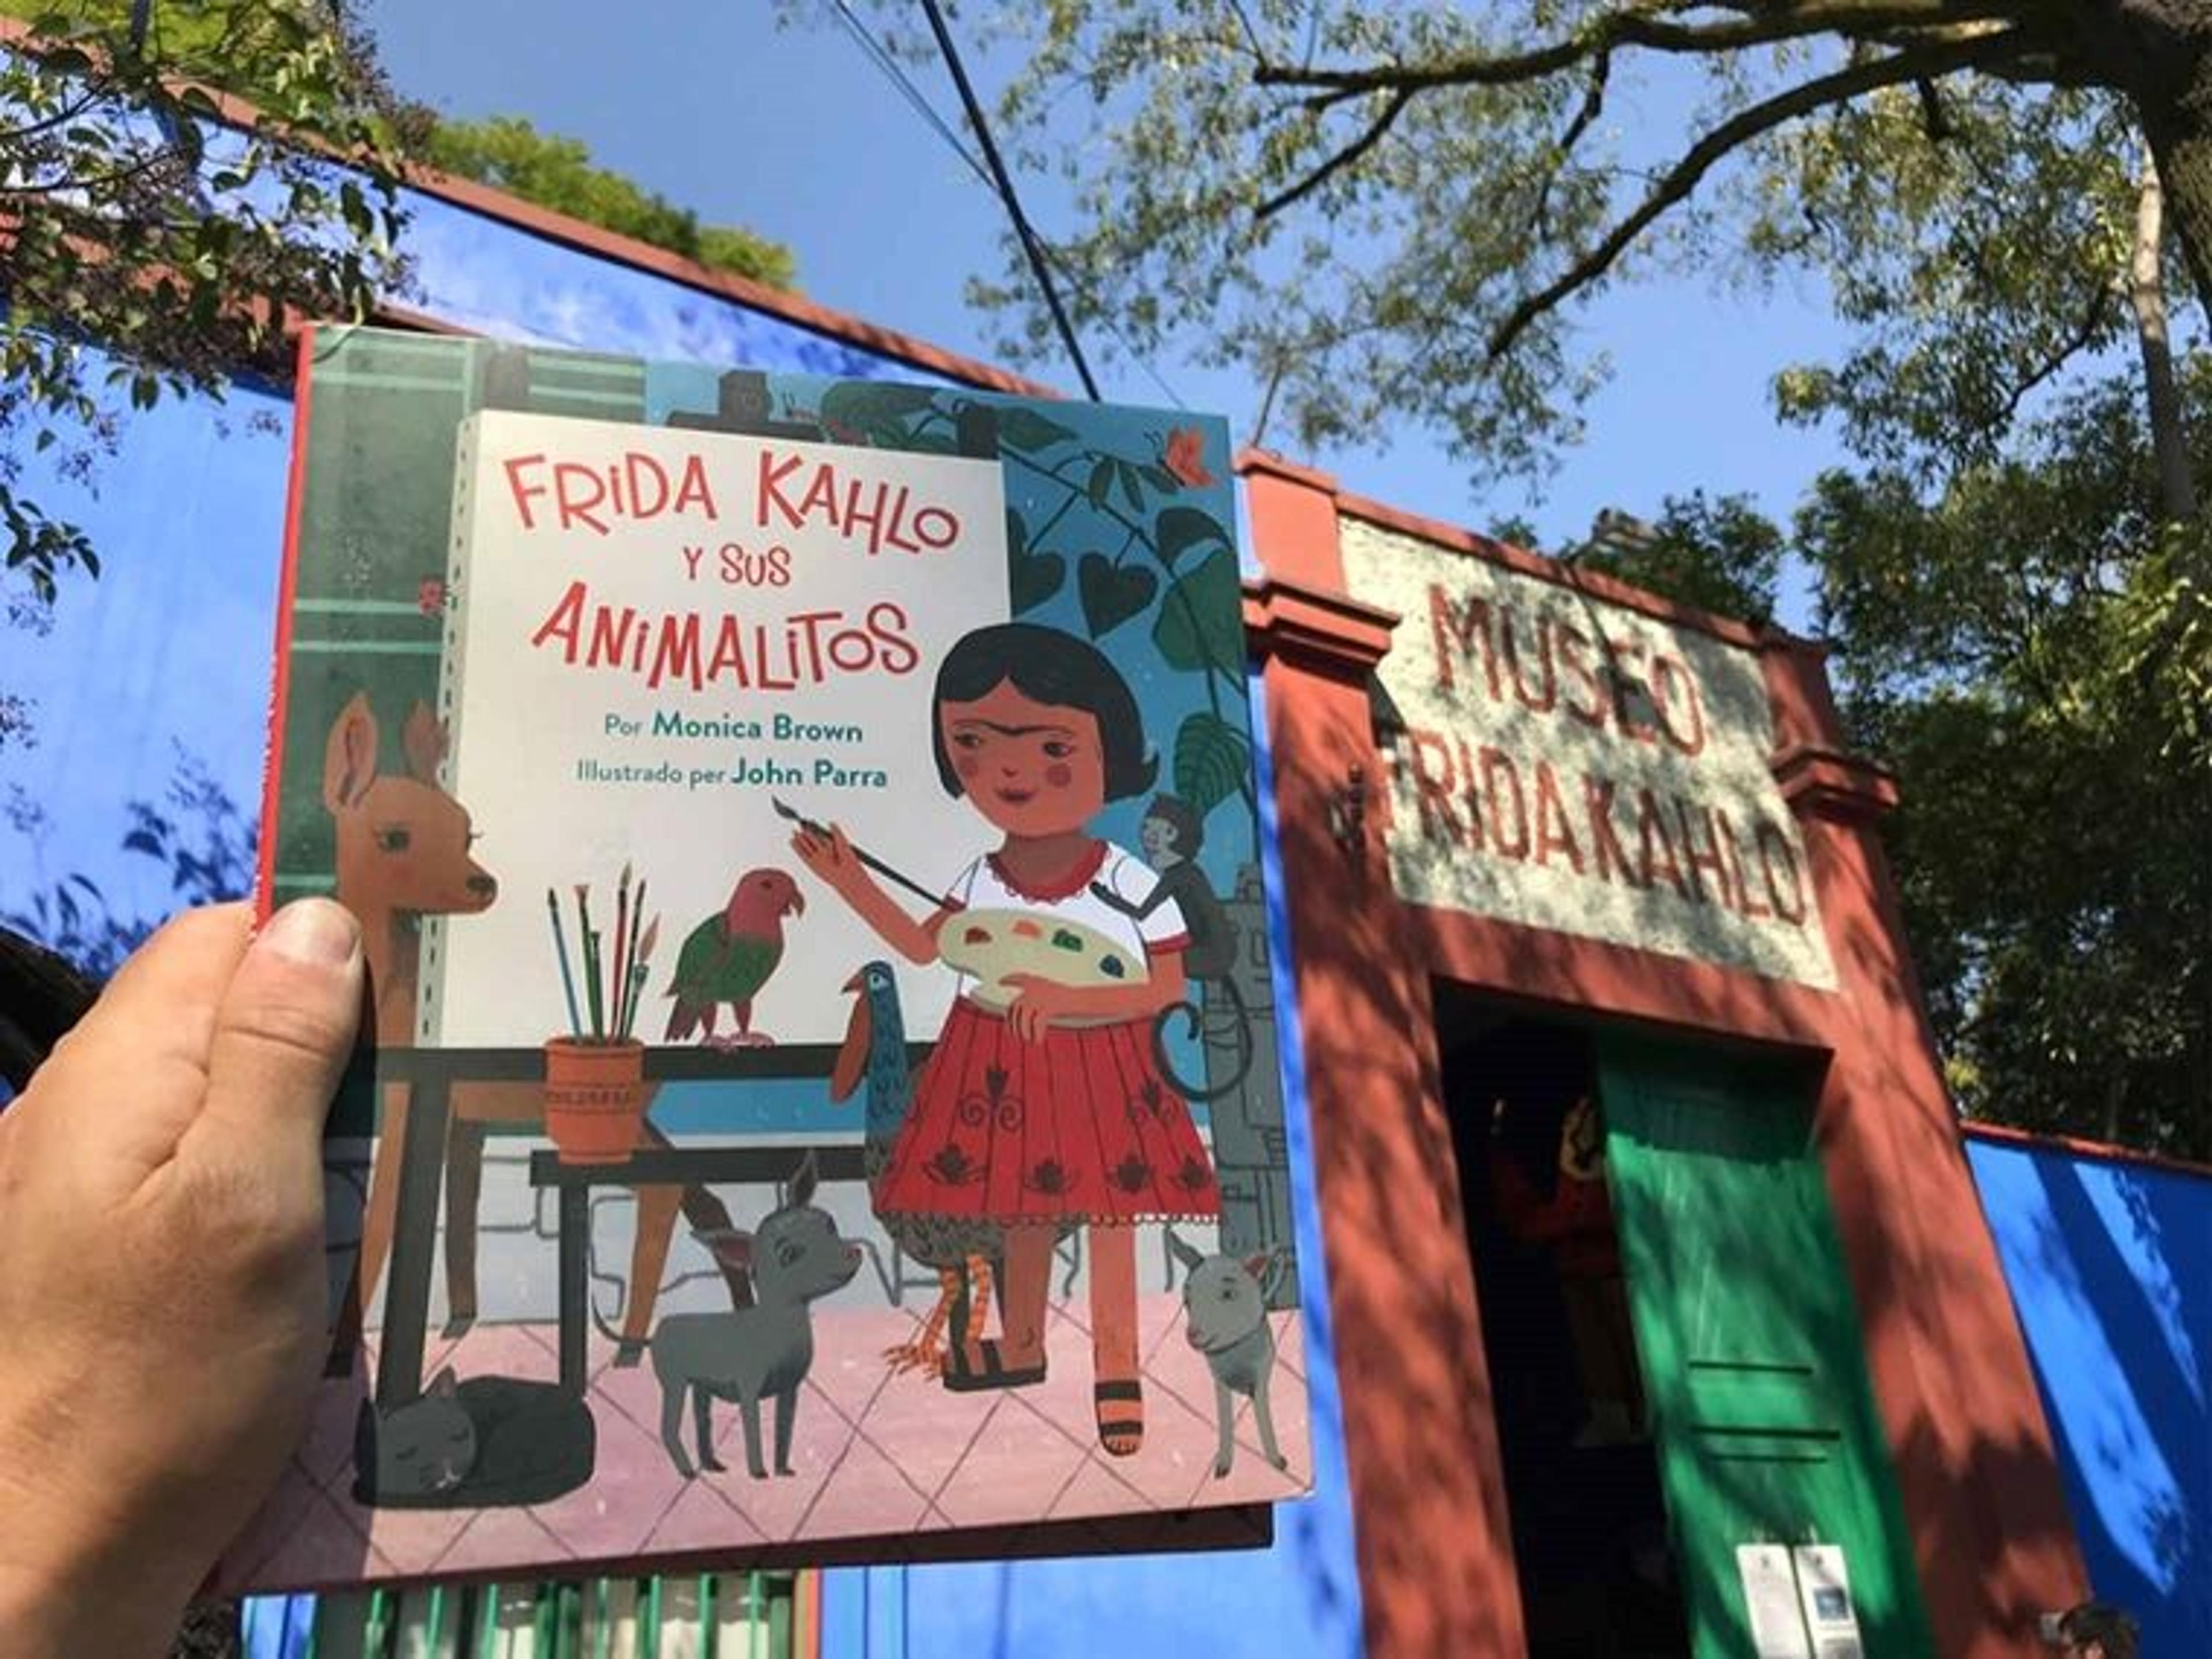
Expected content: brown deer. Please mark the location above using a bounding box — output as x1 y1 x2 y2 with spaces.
323 692 739 1368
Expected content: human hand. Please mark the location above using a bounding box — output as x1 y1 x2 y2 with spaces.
1560 1097 1603 1179
0 900 364 1658
1001 974 1081 1044
789 821 866 900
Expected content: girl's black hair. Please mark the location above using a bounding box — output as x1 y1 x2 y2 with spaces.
931 623 1157 801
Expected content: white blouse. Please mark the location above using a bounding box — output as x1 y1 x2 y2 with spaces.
940 842 1188 1001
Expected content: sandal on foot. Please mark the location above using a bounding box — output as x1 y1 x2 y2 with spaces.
942 1337 1047 1394
1094 1378 1145 1457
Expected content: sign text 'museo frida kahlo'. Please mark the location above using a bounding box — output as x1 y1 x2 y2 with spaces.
1340 516 1836 990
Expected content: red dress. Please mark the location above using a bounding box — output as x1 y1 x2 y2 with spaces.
1493 1154 1621 1279
871 842 1221 1225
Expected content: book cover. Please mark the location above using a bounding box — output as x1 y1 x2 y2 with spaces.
229 325 1310 1590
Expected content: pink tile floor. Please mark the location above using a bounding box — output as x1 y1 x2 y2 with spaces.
221 1291 1310 1590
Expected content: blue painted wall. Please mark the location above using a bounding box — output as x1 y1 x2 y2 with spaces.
3 180 1366 1658
1965 1133 2211 1657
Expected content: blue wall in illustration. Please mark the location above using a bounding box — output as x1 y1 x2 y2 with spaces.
1965 1132 2212 1659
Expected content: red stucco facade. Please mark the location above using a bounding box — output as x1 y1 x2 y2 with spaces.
1240 450 2086 1659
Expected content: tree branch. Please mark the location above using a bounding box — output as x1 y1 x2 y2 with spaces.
1256 88 1410 219
1487 32 2021 360
1995 283 2117 431
1534 51 1615 238
2127 144 2195 520
0 143 184 198
1255 2 2025 104
0 85 105 145
1916 76 1953 141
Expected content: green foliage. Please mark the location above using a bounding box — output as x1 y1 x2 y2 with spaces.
422 116 796 290
1574 492 1783 627
1 0 414 606
1152 546 1243 673
806 0 2208 1156
1754 81 2139 480
1173 710 1252 817
1802 369 2212 1156
795 2 2202 495
0 5 791 630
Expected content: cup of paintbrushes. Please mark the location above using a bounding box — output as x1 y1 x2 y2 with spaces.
542 877 646 1162
542 1034 646 1164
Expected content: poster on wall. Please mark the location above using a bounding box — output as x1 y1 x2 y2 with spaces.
232 325 1309 1590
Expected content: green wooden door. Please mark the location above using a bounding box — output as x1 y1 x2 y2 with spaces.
1596 1038 1933 1659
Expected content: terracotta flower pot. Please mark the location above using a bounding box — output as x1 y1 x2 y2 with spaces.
543 1037 647 1164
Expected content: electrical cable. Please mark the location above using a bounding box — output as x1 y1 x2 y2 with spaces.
914 0 1101 400
827 1 1189 409
830 0 991 191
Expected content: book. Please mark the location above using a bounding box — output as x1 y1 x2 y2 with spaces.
231 324 1310 1590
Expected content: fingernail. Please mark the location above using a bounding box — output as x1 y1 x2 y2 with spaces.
260 897 362 967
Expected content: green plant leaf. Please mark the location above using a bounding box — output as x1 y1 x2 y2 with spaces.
1152 547 1243 675
819 381 941 443
1116 459 1146 513
1012 551 1066 613
1155 505 1231 569
997 406 1079 454
1087 456 1115 509
1173 712 1251 817
1077 552 1157 638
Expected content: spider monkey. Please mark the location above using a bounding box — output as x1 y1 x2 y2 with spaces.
1089 795 1256 1102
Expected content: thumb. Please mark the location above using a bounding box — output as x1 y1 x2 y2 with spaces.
190 898 365 1181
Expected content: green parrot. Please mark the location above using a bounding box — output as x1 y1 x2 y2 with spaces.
662 868 805 1047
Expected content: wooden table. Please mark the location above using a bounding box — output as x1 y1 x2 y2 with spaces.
365 1044 918 1408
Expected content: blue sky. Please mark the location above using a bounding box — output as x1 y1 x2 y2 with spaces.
4 1 1865 936
363 2 1850 623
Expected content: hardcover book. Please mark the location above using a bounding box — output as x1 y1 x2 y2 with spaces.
231 324 1311 1589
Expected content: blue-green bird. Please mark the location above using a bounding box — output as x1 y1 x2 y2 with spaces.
662 868 805 1047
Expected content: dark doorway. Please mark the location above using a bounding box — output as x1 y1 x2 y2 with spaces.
1435 991 1690 1659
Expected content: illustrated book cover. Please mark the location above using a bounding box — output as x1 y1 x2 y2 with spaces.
230 324 1311 1590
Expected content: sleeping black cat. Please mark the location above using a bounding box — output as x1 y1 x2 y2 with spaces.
353 1367 595 1508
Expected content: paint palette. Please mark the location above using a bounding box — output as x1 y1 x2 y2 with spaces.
939 907 1149 1011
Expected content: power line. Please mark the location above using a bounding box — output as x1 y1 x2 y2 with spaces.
830 1 991 191
827 0 1188 410
914 0 1100 401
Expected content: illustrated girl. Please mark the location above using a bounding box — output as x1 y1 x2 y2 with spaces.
791 622 1218 1456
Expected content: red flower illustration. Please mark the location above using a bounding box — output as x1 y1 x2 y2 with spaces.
1026 1159 1073 1197
416 577 446 616
1162 427 1214 489
926 1144 983 1187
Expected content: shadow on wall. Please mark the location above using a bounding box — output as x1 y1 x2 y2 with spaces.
1267 687 2086 1656
3 748 257 976
1967 1135 2212 1657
